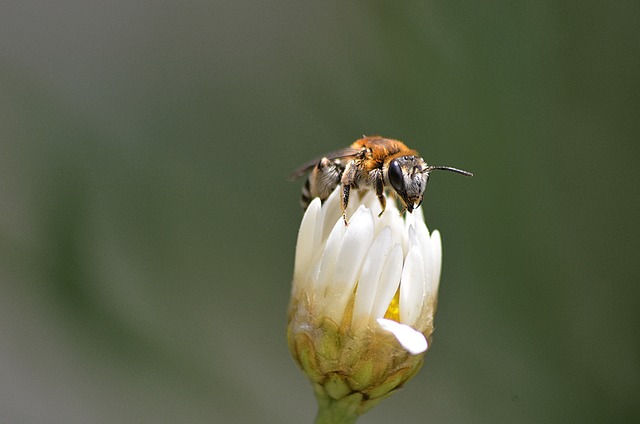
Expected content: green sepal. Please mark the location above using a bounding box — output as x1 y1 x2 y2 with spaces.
295 332 324 383
365 367 408 399
317 317 342 366
324 373 352 400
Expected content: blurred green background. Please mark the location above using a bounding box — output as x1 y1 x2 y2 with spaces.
1 1 638 423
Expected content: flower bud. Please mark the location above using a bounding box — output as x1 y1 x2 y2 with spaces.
287 189 442 419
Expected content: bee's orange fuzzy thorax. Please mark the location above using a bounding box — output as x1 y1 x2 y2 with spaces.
351 137 419 170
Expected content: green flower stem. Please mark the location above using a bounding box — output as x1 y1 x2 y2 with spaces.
314 384 360 424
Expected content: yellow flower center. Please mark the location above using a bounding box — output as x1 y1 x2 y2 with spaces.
383 289 401 322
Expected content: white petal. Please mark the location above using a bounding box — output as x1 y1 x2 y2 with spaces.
414 205 425 223
408 224 419 248
414 219 433 295
400 245 426 326
361 191 381 216
377 318 428 355
404 207 415 228
315 217 346 294
321 188 343 242
334 206 373 283
414 206 431 233
370 244 403 319
375 205 405 253
324 206 374 323
343 190 366 222
294 198 321 283
430 230 442 293
352 227 392 323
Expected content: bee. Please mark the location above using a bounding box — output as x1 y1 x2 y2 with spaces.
290 136 473 224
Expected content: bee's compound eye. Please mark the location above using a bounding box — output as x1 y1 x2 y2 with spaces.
388 159 404 193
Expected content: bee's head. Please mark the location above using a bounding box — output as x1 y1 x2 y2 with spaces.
387 156 473 213
387 156 427 212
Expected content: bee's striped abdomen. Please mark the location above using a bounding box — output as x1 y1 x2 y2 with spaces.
300 157 345 210
301 178 313 209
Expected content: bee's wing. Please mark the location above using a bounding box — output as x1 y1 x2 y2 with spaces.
288 147 360 180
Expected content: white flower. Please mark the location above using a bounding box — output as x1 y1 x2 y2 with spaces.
291 188 442 356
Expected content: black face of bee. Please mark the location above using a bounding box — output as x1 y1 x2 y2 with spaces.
387 156 428 212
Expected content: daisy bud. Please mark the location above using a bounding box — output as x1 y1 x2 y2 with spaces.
287 189 443 422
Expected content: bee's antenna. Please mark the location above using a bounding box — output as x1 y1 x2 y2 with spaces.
426 166 473 177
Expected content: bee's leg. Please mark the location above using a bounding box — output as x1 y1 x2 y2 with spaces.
341 184 351 225
373 170 386 217
340 161 357 225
